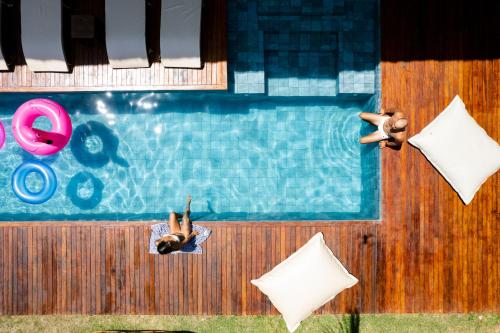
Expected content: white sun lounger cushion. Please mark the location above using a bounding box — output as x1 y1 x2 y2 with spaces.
161 0 202 68
105 0 149 68
0 4 9 70
409 95 500 204
21 0 68 72
251 232 358 333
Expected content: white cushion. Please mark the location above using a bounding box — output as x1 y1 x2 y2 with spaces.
0 4 9 70
105 0 150 69
160 0 202 68
251 232 358 332
409 95 500 204
21 0 68 72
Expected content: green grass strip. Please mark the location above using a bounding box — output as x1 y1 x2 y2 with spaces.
0 314 499 333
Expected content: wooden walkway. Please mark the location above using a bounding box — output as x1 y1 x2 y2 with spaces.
0 222 378 315
0 0 499 315
0 0 227 92
378 0 499 313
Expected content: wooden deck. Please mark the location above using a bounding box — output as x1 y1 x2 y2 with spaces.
0 0 227 92
0 0 499 315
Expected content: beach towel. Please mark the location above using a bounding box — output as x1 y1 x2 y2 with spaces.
149 223 211 254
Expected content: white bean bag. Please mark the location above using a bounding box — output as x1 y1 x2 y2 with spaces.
409 95 500 204
251 232 358 332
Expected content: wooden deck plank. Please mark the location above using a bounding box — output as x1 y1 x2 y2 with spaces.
0 229 5 314
377 0 499 314
0 218 497 314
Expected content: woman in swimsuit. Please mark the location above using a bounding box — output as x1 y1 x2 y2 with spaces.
155 195 199 254
359 108 408 148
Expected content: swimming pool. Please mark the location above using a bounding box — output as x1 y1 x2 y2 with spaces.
0 0 380 221
0 92 379 221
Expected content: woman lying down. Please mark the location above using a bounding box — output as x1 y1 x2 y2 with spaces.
156 195 199 254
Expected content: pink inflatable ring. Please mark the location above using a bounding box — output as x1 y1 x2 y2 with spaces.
0 120 5 150
12 99 72 155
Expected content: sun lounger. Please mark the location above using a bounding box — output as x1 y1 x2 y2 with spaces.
0 3 9 71
21 0 68 72
160 0 202 69
105 0 149 69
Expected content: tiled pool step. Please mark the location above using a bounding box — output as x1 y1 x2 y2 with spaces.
257 0 343 16
266 50 338 97
229 2 266 94
264 30 338 97
228 0 378 97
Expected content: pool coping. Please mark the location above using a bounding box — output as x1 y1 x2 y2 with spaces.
0 219 381 227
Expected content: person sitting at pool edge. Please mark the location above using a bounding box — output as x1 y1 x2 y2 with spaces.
156 195 199 254
359 108 408 148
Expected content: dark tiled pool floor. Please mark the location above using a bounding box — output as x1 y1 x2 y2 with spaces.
228 0 378 95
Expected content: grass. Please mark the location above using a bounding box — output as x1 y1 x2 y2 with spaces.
0 314 499 333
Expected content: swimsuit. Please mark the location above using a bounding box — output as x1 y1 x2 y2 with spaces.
170 234 182 242
160 233 185 242
377 116 390 140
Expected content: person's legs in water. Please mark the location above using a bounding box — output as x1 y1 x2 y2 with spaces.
360 130 386 144
359 112 384 126
181 195 193 237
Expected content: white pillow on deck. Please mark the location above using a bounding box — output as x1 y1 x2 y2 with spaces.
251 232 358 333
409 95 500 204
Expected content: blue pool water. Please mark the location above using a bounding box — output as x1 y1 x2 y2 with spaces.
0 0 380 221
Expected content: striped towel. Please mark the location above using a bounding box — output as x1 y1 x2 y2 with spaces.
149 223 211 254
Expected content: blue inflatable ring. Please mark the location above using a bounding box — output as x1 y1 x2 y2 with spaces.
12 161 57 204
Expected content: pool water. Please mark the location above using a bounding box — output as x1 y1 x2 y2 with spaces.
0 0 380 221
0 93 379 221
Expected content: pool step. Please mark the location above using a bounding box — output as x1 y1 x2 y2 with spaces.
264 31 338 97
228 2 266 94
265 50 338 97
257 0 342 16
338 30 376 95
228 0 378 97
337 1 378 95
